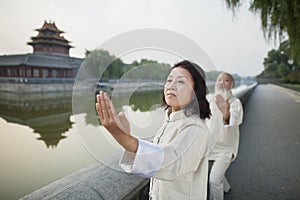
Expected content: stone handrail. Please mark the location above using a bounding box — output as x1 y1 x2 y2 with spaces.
20 161 150 200
233 82 257 105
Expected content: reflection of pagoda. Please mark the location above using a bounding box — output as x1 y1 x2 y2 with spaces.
0 92 73 148
28 20 73 55
34 112 71 148
0 20 83 93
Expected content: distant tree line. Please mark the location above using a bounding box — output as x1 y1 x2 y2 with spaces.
84 49 171 81
257 40 300 84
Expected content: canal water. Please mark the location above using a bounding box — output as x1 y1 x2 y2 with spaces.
0 82 248 200
0 89 166 200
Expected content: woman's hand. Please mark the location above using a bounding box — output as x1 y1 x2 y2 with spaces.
96 91 130 134
215 94 230 124
118 111 131 135
96 91 137 152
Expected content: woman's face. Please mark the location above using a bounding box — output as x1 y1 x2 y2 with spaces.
164 67 195 112
215 73 233 91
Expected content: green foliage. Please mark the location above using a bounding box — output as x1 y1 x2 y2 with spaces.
109 58 125 79
285 70 300 84
282 83 300 92
225 0 300 63
84 50 171 81
83 49 118 80
124 59 171 80
259 40 300 82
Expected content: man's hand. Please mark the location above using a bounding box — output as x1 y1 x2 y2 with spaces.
215 94 230 124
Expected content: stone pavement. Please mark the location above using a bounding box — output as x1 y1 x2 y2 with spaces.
225 84 300 200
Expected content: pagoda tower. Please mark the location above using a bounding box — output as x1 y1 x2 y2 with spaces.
27 20 73 55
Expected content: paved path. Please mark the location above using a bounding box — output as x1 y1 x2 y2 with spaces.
225 84 300 200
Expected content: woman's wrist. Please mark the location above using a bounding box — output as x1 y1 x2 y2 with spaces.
114 133 138 153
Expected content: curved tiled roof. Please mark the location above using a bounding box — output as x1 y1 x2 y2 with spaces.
36 20 64 33
28 38 73 48
0 53 83 69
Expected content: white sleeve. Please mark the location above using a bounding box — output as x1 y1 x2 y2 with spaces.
119 139 164 178
226 99 243 127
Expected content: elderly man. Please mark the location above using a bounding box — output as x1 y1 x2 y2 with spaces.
207 72 244 200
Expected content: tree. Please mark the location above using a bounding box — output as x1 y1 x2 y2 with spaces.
124 59 171 80
83 51 171 81
261 40 299 81
225 0 300 63
263 41 289 78
83 49 124 80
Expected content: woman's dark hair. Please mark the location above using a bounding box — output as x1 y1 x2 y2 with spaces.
162 60 211 120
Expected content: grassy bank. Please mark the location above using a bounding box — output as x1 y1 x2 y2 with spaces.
281 84 300 92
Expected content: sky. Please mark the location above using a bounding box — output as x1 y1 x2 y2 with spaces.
0 0 279 77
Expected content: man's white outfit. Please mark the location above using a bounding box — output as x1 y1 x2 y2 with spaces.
207 92 243 200
120 110 210 200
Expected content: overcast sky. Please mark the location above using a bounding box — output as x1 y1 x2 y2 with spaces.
0 0 279 76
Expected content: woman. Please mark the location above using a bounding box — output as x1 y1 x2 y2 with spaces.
208 72 243 200
96 60 211 200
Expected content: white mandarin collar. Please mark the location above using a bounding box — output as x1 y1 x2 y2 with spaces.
165 109 187 122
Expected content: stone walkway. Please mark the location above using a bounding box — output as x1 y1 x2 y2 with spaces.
225 84 300 200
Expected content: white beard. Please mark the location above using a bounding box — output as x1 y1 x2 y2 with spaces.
214 85 228 99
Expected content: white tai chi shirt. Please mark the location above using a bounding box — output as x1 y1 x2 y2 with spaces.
208 92 243 161
120 110 210 200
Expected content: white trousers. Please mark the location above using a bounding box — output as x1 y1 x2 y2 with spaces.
209 159 231 200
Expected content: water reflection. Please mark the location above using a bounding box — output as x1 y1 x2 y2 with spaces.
0 92 73 148
0 90 165 149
